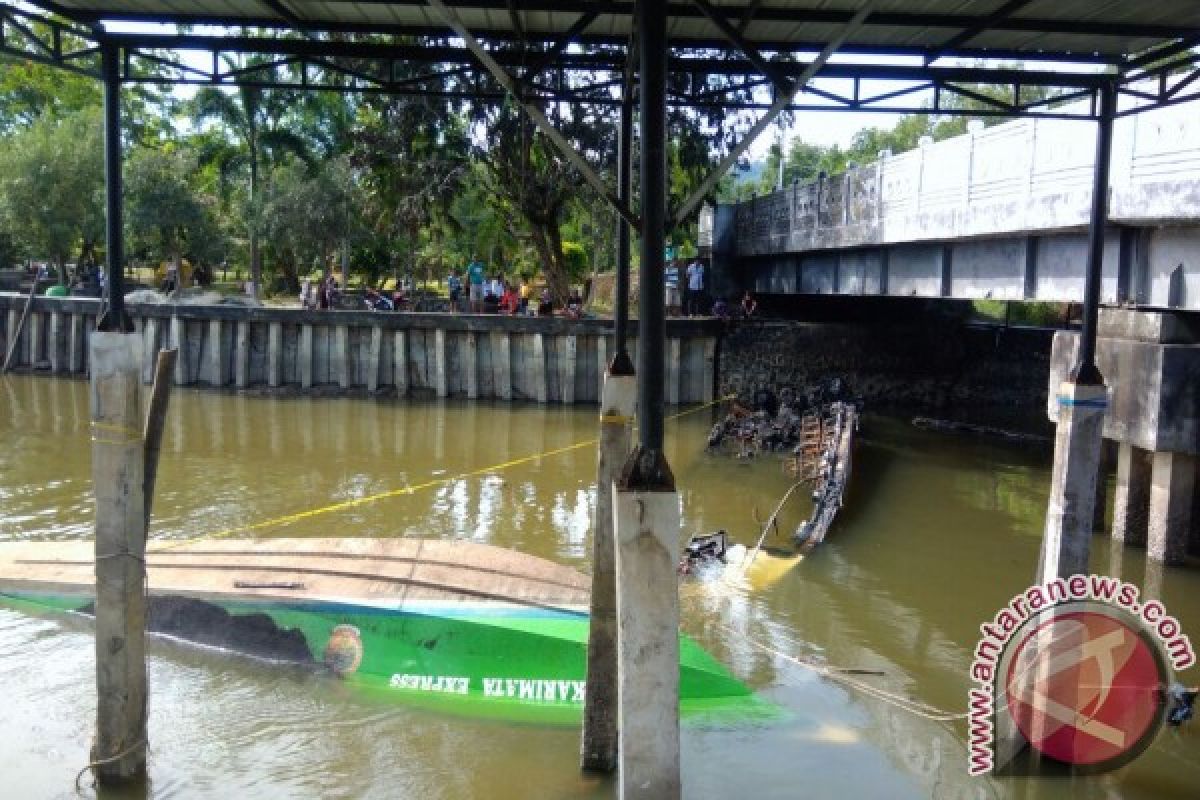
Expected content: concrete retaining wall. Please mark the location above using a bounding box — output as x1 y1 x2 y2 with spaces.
0 294 719 405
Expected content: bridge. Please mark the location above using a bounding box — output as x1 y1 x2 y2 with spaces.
705 89 1200 311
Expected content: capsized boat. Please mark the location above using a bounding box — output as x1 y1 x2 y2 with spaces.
0 537 773 724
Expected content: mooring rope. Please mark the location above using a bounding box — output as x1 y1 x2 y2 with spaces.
713 621 969 724
154 394 735 548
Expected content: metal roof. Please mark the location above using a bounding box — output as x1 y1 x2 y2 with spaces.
30 1 1200 65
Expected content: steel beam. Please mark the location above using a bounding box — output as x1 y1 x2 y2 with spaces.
672 5 871 228
691 0 789 93
613 44 635 372
1073 80 1117 385
424 0 639 230
924 0 1034 65
98 40 130 333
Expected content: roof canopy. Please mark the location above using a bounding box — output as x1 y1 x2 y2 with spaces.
5 2 1200 120
28 1 1200 62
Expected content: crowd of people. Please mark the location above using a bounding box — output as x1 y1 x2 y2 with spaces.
295 254 760 323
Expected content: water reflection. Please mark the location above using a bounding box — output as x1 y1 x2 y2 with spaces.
2 375 1199 798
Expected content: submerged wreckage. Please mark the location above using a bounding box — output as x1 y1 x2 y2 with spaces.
686 383 858 576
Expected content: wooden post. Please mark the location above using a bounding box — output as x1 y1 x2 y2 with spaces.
267 322 283 388
367 326 383 392
143 349 177 524
2 278 38 372
88 332 148 784
235 321 250 388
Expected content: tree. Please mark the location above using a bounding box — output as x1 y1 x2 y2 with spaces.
0 108 104 281
191 73 313 298
125 146 223 279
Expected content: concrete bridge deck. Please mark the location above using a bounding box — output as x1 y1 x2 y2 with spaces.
707 91 1200 311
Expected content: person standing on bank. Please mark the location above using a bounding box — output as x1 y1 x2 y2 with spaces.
686 257 706 316
664 260 681 316
466 257 486 313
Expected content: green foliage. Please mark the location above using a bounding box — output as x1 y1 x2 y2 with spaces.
559 240 588 279
125 146 223 267
0 108 104 272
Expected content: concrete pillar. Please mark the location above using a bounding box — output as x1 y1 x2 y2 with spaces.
434 328 448 398
88 332 147 782
561 335 577 405
491 331 511 400
532 333 547 404
267 322 283 388
1148 452 1195 565
235 321 250 388
596 336 608 401
702 337 717 402
614 483 681 799
69 314 85 373
581 371 635 772
393 330 408 395
1112 442 1152 546
334 324 350 389
29 311 43 367
464 332 478 399
207 318 225 386
49 311 64 373
367 326 383 392
665 337 680 406
170 316 187 385
5 309 16 362
299 324 314 389
141 317 160 384
1093 440 1113 532
1039 381 1107 582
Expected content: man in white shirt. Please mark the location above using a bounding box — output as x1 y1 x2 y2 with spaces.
685 258 706 316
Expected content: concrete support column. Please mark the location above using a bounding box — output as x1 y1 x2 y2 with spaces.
334 324 350 389
393 330 408 395
614 484 681 799
1093 440 1113 532
561 335 577 405
702 338 717 402
69 314 85 373
267 322 282 388
596 336 608 400
170 316 186 385
5 309 17 363
1148 452 1195 565
141 318 160 384
491 331 511 400
1112 442 1152 546
50 311 65 373
30 311 43 367
299 324 314 389
665 337 680 406
464 332 478 399
1039 381 1107 582
434 328 448 398
532 333 547 404
367 326 383 392
207 318 225 386
88 332 147 783
235 321 250 388
581 371 636 772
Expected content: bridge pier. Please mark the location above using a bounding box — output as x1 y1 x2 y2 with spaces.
1051 308 1200 568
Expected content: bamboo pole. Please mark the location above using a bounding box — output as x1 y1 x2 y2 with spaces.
2 277 39 372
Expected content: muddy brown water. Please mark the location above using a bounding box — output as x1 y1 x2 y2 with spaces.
1 374 1197 799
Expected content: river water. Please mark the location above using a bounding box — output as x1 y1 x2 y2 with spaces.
0 374 1197 799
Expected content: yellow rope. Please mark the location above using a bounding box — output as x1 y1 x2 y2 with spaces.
154 394 735 548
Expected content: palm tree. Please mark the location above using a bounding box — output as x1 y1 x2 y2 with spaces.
190 65 312 299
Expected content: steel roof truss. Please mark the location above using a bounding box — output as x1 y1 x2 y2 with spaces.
423 0 640 230
691 0 790 94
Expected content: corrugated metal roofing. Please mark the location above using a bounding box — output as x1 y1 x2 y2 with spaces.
37 1 1200 63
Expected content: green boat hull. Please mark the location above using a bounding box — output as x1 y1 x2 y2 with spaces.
0 588 776 725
